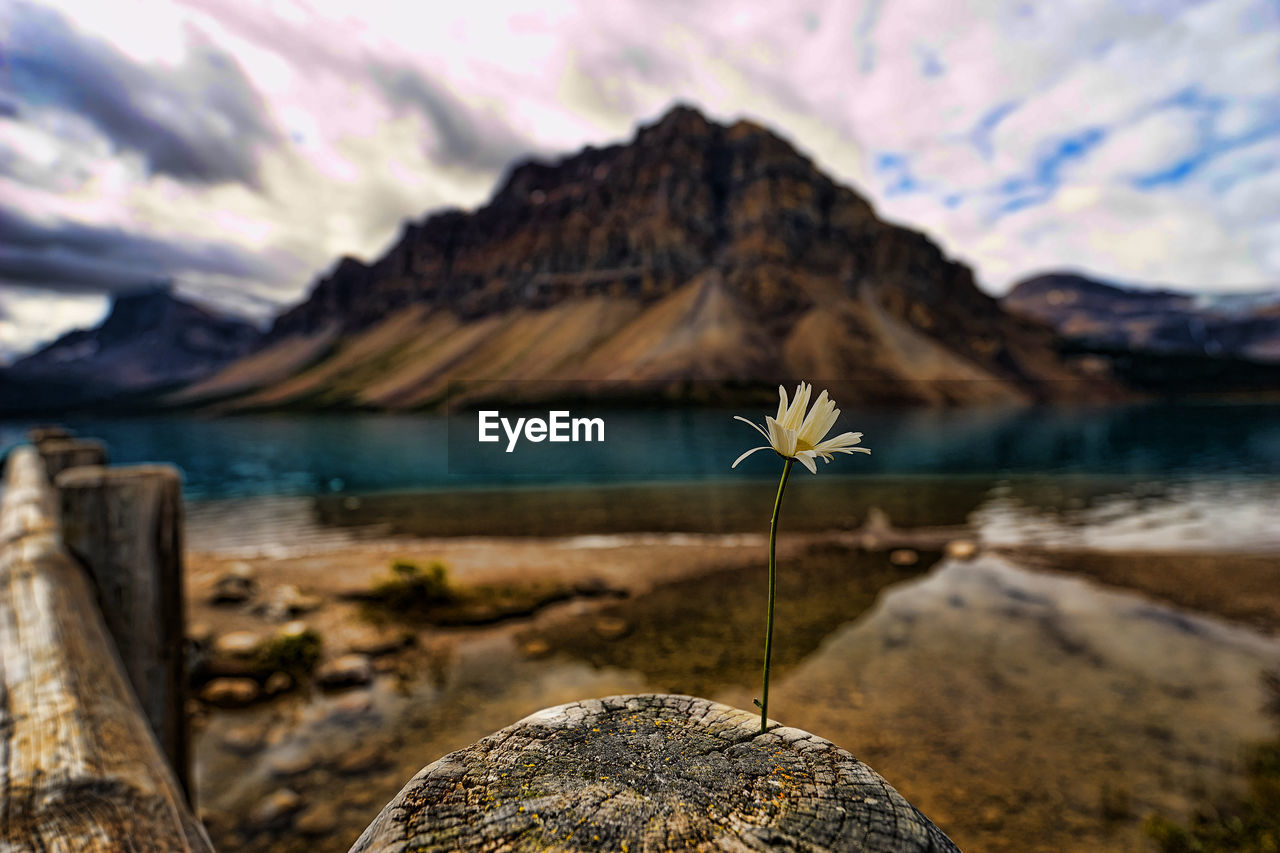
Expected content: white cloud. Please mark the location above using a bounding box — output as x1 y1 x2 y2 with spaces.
847 0 1280 290
0 287 108 365
1066 111 1202 186
1 0 1278 359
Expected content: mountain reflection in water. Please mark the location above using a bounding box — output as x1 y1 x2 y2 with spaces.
743 555 1280 852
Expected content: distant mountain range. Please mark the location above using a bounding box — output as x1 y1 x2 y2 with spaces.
1003 273 1280 362
0 286 260 414
5 106 1278 415
1001 273 1280 395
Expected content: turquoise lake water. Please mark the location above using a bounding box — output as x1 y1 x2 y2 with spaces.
2 401 1278 499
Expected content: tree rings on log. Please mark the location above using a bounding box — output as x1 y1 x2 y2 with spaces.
352 694 958 852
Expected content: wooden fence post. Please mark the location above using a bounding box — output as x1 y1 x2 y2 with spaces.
27 425 72 445
56 464 191 799
35 437 108 482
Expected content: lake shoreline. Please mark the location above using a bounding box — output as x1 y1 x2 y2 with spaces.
186 531 1280 683
185 529 1280 853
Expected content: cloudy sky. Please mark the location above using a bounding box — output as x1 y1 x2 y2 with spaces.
1 0 1278 362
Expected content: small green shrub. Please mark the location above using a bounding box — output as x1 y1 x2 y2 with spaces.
1143 671 1280 853
1144 739 1280 853
370 560 455 613
254 626 322 678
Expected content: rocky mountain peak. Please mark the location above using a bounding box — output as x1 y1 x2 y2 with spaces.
1 286 261 413
196 105 1117 410
95 285 183 343
270 103 885 336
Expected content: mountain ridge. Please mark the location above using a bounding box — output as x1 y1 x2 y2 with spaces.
1003 271 1280 362
173 104 1114 411
0 286 261 413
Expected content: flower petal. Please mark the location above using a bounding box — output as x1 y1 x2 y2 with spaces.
766 416 797 457
778 383 805 430
786 382 812 430
731 445 772 468
797 389 827 431
822 445 871 456
795 451 819 474
775 385 789 423
814 431 863 450
799 397 839 446
733 415 770 441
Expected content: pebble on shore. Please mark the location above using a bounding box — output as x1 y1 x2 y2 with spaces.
250 788 304 829
210 563 255 605
890 548 919 566
214 631 263 658
316 654 373 689
201 678 260 707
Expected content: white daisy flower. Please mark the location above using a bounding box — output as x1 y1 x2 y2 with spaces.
732 382 870 473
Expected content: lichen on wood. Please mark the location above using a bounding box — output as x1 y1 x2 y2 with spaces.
351 694 958 852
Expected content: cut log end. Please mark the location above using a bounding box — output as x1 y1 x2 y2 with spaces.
27 425 72 445
351 694 959 853
35 438 108 482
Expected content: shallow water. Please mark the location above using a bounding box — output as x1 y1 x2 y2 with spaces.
743 555 1280 852
975 476 1280 552
193 548 1280 853
184 473 1280 555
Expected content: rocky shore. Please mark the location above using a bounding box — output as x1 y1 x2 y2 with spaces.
184 525 1280 853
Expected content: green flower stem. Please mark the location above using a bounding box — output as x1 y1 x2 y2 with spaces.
759 456 794 733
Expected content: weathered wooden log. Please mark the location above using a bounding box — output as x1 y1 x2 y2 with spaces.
35 437 108 482
352 694 959 852
55 463 191 798
0 446 212 851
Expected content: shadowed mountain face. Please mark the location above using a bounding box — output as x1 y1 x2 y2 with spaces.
177 105 1116 411
0 287 260 413
1004 273 1280 363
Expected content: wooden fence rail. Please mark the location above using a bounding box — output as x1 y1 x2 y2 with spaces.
0 443 212 851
